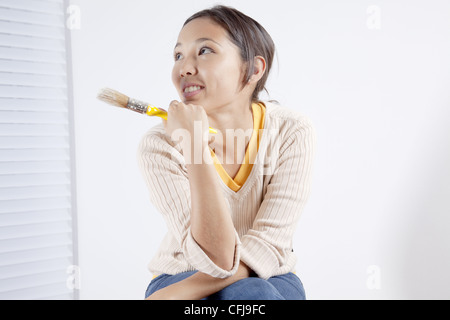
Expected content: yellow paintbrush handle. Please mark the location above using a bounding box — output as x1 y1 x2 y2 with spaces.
146 106 218 134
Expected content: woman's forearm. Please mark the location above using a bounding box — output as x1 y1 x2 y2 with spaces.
184 142 236 271
147 262 252 300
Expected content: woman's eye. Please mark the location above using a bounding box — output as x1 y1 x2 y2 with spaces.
174 52 182 61
199 47 213 55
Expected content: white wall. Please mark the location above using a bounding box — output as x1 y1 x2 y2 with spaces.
69 0 450 299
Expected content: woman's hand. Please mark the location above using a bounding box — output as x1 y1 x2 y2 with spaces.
163 100 210 152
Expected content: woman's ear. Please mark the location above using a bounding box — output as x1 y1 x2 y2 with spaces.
248 56 267 84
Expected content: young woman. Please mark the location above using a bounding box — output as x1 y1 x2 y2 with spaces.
139 5 315 300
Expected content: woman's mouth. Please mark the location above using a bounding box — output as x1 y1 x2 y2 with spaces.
183 85 204 99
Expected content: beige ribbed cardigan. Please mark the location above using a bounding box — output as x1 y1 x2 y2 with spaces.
137 102 315 280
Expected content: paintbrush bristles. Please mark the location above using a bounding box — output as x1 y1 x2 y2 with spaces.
97 88 130 108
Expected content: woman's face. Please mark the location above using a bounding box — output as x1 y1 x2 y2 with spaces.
172 18 248 111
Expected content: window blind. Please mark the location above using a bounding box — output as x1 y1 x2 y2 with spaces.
0 0 78 300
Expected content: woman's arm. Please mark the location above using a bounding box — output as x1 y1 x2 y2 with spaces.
165 101 237 271
146 262 252 300
185 149 237 270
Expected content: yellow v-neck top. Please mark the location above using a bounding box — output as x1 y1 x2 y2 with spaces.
209 102 266 192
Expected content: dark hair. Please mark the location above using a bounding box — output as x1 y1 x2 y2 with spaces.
184 5 275 103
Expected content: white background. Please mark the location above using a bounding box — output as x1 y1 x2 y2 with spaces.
68 0 450 299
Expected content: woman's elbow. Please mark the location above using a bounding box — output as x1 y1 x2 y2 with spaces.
210 247 236 272
216 257 235 272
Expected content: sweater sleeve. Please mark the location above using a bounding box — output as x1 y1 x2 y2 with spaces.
240 119 316 280
137 130 240 279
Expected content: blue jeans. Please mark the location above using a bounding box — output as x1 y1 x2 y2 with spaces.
145 271 306 300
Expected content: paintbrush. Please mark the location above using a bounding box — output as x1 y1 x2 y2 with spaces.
97 88 218 134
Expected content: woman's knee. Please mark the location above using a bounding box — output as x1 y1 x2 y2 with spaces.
210 277 285 300
267 273 306 300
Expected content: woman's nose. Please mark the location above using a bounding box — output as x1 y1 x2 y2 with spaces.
180 58 197 78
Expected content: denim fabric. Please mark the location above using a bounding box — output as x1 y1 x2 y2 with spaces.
145 271 306 300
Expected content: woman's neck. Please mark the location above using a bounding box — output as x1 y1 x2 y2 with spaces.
207 101 253 135
206 100 254 157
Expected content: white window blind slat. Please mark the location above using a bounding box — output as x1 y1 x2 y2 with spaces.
0 269 70 291
0 60 66 76
0 73 67 90
0 99 68 112
0 85 67 99
0 185 70 201
0 173 70 188
0 7 64 27
0 0 77 300
0 136 69 148
0 34 65 51
0 149 70 162
0 245 72 268
0 232 72 255
0 0 64 15
0 209 72 227
0 124 68 136
0 283 74 300
0 47 66 64
0 197 71 214
0 21 65 39
0 111 68 124
0 221 72 240
0 257 73 279
0 161 69 174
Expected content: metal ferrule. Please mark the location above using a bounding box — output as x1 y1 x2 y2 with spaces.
127 98 148 114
